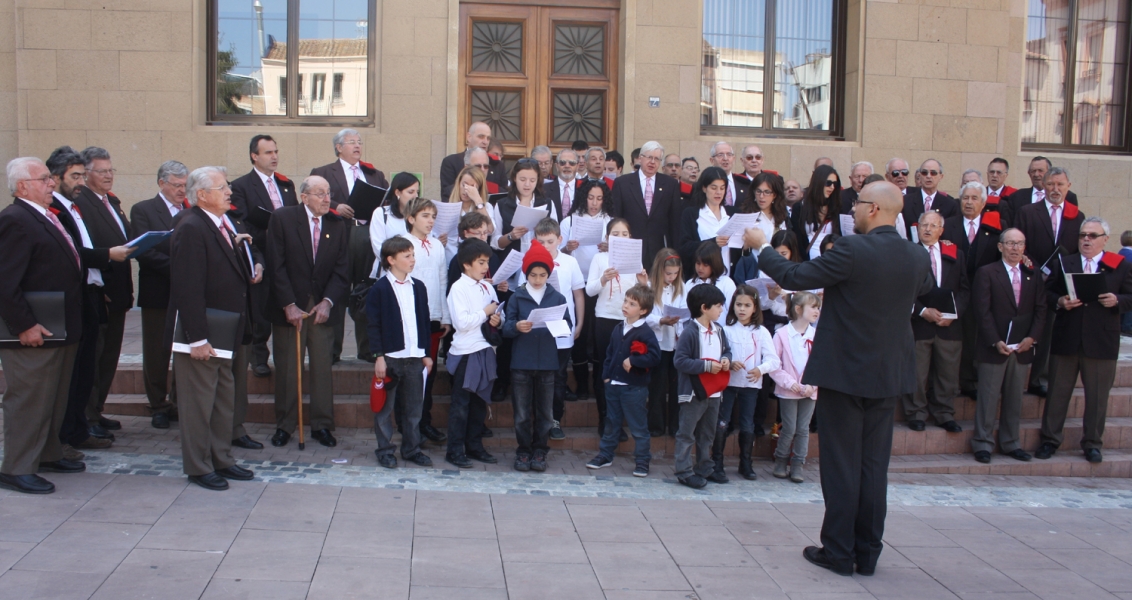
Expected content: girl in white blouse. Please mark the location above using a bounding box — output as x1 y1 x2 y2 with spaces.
679 166 733 275
369 172 424 277
560 179 612 399
644 250 686 436
685 240 735 327
491 160 556 255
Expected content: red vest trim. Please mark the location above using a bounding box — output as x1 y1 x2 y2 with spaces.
1101 251 1124 270
981 211 1002 231
680 181 693 195
1062 202 1080 220
939 240 957 260
487 181 500 194
275 172 290 183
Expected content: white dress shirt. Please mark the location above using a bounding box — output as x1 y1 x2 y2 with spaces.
1032 188 1046 203
447 273 499 356
159 192 182 217
723 323 778 389
560 212 610 276
610 318 647 385
695 319 724 398
53 192 103 286
786 323 815 377
385 272 426 359
340 158 362 195
696 205 731 275
963 215 981 237
368 206 409 277
402 232 449 324
638 170 656 206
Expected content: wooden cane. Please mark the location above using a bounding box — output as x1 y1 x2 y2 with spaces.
295 317 305 450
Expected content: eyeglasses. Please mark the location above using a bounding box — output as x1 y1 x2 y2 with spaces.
206 184 231 192
889 169 909 177
824 180 838 187
664 163 681 169
855 200 876 209
22 175 53 184
640 154 662 163
1079 232 1106 240
919 169 941 177
304 191 330 199
754 189 775 197
744 154 763 161
88 168 116 176
558 160 578 166
1001 241 1025 248
339 139 363 146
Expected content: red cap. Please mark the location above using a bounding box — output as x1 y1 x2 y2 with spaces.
522 242 554 276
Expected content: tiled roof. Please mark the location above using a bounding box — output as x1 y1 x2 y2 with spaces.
265 38 367 60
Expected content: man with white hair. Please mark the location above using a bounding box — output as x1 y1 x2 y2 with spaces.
0 157 87 494
531 146 554 182
884 158 910 194
610 141 683 265
545 149 580 219
708 141 748 208
842 161 874 207
169 166 257 490
440 122 507 200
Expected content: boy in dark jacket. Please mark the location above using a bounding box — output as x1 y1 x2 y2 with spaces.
586 284 662 477
365 237 433 469
502 243 572 472
673 284 732 489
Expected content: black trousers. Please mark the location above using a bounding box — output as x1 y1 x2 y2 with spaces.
647 350 678 434
816 389 896 573
571 294 597 395
59 286 102 446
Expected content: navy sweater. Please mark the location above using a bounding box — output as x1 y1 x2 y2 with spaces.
502 283 572 370
602 320 662 386
365 276 431 358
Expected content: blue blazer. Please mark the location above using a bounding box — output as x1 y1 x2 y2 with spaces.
365 276 431 357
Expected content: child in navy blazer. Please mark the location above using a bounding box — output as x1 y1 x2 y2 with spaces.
586 284 661 477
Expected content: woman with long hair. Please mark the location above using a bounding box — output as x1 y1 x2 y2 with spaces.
678 166 734 273
367 171 421 276
791 164 842 260
490 159 553 256
444 166 494 260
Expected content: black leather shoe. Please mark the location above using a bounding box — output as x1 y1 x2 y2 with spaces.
446 453 473 469
467 449 498 464
1085 448 1103 463
1034 442 1056 460
907 420 926 432
564 391 578 402
803 546 853 576
0 473 54 494
491 388 506 404
974 450 991 463
271 429 291 447
38 459 85 473
188 472 229 491
216 465 255 480
856 563 875 576
405 453 433 467
1027 385 1047 397
1004 448 1032 462
231 435 264 450
98 417 121 430
939 420 963 433
481 427 494 438
420 424 447 443
252 363 272 378
152 412 170 429
678 475 707 489
311 429 337 447
332 355 342 365
377 454 397 469
87 425 115 440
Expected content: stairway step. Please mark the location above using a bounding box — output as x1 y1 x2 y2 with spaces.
894 388 1132 423
888 450 1132 478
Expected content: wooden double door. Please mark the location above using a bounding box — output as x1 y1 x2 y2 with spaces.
459 2 619 159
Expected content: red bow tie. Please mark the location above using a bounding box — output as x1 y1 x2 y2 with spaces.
421 238 432 256
804 339 813 353
478 281 489 295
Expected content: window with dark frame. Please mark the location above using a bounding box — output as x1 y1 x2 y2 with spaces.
209 0 373 123
1022 0 1131 152
700 0 845 138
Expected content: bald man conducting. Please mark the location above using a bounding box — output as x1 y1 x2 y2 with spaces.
744 182 933 577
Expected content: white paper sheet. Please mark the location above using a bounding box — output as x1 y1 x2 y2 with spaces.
491 250 523 284
662 304 691 320
511 204 550 231
526 304 567 328
171 343 233 360
546 319 571 338
607 236 643 275
715 212 760 248
840 214 856 236
745 277 777 309
896 213 908 241
433 201 462 239
569 216 605 246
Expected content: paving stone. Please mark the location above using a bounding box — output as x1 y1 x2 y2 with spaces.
582 541 691 591
70 472 186 525
410 536 505 589
680 565 788 599
496 519 588 564
13 520 149 575
213 529 325 582
569 504 659 543
307 555 410 599
409 586 508 599
0 569 105 600
1001 568 1120 600
200 578 310 600
744 545 870 595
0 542 35 573
321 512 413 560
503 562 604 599
856 566 965 600
242 483 340 533
651 523 753 567
1038 548 1132 593
89 548 223 600
897 546 1027 594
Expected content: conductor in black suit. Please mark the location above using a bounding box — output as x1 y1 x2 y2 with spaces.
440 122 508 201
131 160 190 429
744 181 934 576
230 135 299 377
265 176 350 450
167 166 257 491
610 141 683 266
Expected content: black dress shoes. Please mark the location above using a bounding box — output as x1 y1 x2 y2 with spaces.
252 363 272 378
481 427 494 438
377 454 397 469
232 435 264 450
271 429 291 447
939 420 963 433
88 425 115 440
974 450 992 463
420 424 447 443
446 453 473 469
803 546 853 576
188 472 229 491
907 420 926 432
678 475 707 489
38 459 85 473
98 417 121 430
467 449 498 464
405 453 433 467
152 412 171 429
311 429 337 447
1034 442 1057 460
1003 448 1032 462
0 473 55 494
216 465 255 480
1027 384 1047 397
1085 448 1103 463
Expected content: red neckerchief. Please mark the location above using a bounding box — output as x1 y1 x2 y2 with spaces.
742 326 758 365
702 322 714 343
393 277 410 285
804 338 813 353
181 199 190 210
477 280 490 295
608 274 621 299
420 237 432 256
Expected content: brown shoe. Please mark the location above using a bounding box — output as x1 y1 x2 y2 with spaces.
75 436 113 450
61 444 85 461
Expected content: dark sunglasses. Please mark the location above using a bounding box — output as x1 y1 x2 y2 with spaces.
558 160 578 166
919 169 941 177
890 169 909 177
1079 232 1106 240
824 180 838 187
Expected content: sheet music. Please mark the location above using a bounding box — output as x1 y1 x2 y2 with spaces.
608 236 643 275
546 320 571 338
662 304 691 320
745 277 777 309
526 304 567 328
569 216 605 246
715 213 759 248
511 204 550 230
492 249 523 284
433 201 462 240
839 214 855 236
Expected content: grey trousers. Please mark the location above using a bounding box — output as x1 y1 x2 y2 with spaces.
1042 352 1116 451
904 337 961 423
674 397 719 479
174 352 236 476
272 320 336 433
374 356 425 459
774 396 816 464
141 307 176 412
0 344 78 475
86 308 127 420
973 356 1028 453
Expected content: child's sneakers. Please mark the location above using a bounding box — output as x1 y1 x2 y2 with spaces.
530 450 548 472
678 474 707 489
514 454 531 472
632 463 649 477
586 455 613 469
549 420 565 440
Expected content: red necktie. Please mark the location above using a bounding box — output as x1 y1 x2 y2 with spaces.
804 339 813 354
312 217 321 258
421 237 432 256
46 211 80 267
70 203 83 219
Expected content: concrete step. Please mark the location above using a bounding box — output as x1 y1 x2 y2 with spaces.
895 388 1132 422
888 449 1132 478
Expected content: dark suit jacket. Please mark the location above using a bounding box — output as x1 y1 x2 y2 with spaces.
0 199 85 346
74 187 133 312
229 169 298 254
440 152 507 201
972 261 1046 365
1046 252 1132 360
53 197 111 326
129 195 180 309
901 187 959 238
942 214 1003 281
1000 187 1078 228
309 160 389 210
756 225 935 397
265 205 350 327
726 173 750 210
912 242 970 342
610 172 683 266
165 207 252 349
542 178 573 222
1013 200 1084 272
